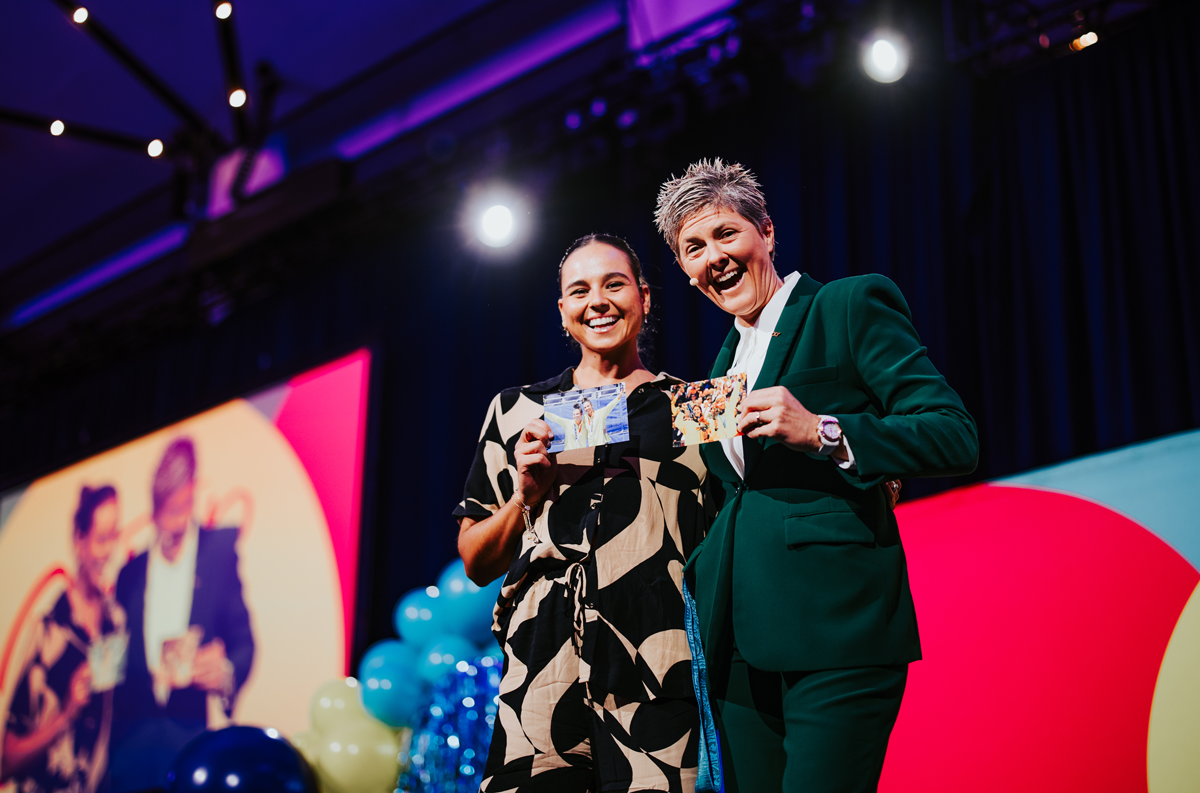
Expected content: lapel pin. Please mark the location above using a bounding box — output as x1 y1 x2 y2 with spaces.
772 332 780 337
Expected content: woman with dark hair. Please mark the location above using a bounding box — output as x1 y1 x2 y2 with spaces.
2 485 126 793
455 233 717 793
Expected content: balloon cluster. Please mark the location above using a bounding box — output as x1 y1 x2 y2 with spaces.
398 657 503 792
290 678 403 793
287 559 503 793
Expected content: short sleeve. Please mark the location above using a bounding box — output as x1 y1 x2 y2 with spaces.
452 392 516 522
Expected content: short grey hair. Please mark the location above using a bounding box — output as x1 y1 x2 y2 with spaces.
654 158 772 259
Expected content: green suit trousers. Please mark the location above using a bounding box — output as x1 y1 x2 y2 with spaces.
715 647 908 793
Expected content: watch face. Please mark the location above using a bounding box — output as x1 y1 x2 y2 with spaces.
820 419 842 443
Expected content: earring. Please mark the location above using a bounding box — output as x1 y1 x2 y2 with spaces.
689 277 699 286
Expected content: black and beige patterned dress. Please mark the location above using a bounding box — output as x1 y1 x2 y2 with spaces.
454 369 712 793
5 593 122 793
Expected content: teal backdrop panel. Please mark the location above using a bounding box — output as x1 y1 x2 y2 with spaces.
997 429 1200 572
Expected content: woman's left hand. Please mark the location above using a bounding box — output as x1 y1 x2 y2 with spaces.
737 387 821 452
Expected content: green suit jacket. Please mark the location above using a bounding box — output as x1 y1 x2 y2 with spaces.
690 273 978 681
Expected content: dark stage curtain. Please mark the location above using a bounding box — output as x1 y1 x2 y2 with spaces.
1 2 1198 656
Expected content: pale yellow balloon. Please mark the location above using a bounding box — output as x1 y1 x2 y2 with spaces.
1148 581 1200 793
319 716 401 793
310 677 368 735
288 730 322 767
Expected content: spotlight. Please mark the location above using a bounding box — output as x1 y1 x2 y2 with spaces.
228 88 247 108
616 109 638 130
564 111 582 130
50 120 65 136
479 205 515 247
591 99 607 117
862 31 910 83
147 139 164 157
462 184 531 256
1070 31 1099 51
215 2 232 19
73 7 88 23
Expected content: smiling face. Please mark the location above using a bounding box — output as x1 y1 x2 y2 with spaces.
559 241 651 357
154 482 194 563
75 497 119 592
676 205 780 326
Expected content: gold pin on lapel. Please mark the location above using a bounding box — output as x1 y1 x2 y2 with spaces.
772 332 781 337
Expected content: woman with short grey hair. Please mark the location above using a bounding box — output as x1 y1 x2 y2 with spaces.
657 159 978 792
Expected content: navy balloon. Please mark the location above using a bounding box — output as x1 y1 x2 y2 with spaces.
358 639 426 727
436 560 502 644
394 587 447 647
166 725 316 793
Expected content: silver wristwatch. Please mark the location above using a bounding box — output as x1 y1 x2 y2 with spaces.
815 415 843 456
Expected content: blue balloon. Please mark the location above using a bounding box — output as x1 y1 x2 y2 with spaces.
436 560 502 644
417 635 479 684
166 725 316 793
358 640 426 728
394 588 447 647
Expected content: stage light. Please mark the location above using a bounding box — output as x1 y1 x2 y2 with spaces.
73 7 88 23
228 88 246 108
147 139 164 157
1070 31 1099 51
616 109 638 130
565 110 582 130
862 31 910 83
215 2 232 19
591 98 607 117
462 184 531 257
50 120 65 136
479 204 515 247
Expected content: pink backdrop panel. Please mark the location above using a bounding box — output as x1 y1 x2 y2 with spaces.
880 484 1198 793
273 349 370 673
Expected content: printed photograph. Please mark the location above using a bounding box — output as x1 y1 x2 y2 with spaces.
543 384 630 454
669 373 748 447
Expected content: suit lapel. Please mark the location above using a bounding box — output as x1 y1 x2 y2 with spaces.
744 274 822 476
752 274 821 391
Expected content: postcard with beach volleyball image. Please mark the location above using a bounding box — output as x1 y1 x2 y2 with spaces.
669 372 748 447
543 383 630 454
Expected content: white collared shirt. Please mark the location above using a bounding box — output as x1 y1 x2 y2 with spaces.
144 521 198 673
720 271 856 478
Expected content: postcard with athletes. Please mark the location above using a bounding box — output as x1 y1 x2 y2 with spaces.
669 372 747 447
543 383 630 454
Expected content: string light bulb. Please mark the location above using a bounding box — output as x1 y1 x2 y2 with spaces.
215 2 232 19
73 7 88 23
50 120 65 136
1070 31 1099 51
228 88 247 108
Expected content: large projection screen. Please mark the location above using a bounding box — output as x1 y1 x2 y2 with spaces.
0 349 369 792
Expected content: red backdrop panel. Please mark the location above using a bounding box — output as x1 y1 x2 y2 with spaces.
273 349 370 673
881 484 1198 793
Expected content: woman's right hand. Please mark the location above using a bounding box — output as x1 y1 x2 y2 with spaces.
66 662 92 717
515 419 557 507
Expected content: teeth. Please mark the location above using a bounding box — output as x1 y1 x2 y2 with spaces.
716 270 741 285
589 316 617 328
